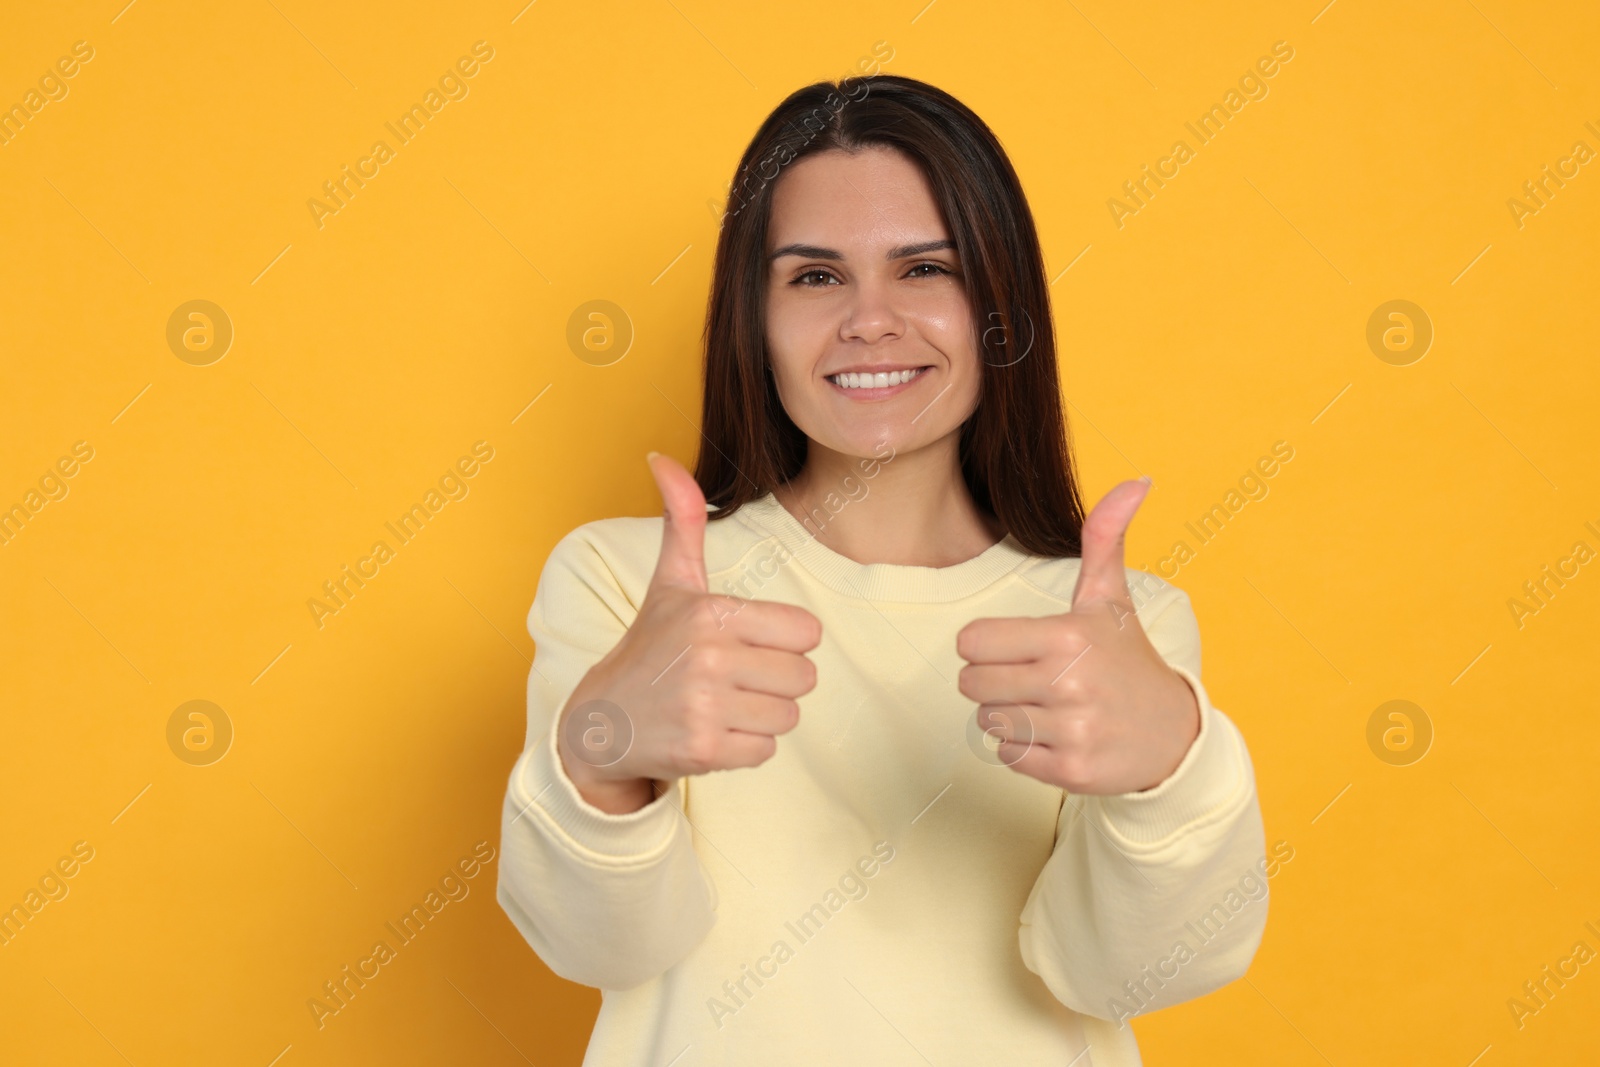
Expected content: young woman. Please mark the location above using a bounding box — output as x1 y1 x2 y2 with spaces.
498 74 1268 1065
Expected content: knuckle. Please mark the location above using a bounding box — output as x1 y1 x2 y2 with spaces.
691 594 734 634
1054 670 1086 699
1058 713 1095 750
1052 618 1089 655
692 645 726 679
682 685 720 727
707 594 747 631
1054 747 1093 790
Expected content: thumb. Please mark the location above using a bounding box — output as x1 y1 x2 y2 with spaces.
1069 477 1150 610
645 450 709 594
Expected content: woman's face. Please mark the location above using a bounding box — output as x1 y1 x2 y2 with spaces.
764 145 980 465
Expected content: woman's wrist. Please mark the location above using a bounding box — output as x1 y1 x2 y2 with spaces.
571 767 657 815
553 670 656 813
555 729 657 814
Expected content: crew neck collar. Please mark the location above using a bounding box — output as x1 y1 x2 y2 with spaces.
726 492 1037 603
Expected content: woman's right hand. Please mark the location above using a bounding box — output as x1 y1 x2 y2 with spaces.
555 452 823 814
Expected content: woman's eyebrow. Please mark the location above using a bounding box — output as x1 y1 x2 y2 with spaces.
768 238 957 262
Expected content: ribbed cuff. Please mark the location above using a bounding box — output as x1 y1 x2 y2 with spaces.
1093 664 1247 849
508 713 684 863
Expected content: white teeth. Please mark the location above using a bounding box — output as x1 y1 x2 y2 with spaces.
831 368 923 389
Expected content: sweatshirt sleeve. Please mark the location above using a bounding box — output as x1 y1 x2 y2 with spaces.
496 524 718 991
1016 579 1268 1025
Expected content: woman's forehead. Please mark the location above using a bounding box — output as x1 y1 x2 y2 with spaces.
767 149 949 256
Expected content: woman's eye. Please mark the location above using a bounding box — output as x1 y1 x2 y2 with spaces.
789 263 951 287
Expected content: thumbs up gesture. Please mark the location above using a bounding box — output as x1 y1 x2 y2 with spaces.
955 479 1201 795
556 452 824 814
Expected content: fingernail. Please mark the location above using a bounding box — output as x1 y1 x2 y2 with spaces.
1139 475 1153 486
646 450 661 463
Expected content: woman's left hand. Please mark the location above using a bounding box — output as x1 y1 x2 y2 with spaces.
956 478 1201 795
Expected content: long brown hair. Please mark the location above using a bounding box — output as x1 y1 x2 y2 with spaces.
695 73 1086 559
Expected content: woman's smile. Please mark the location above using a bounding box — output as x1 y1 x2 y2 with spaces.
823 363 934 398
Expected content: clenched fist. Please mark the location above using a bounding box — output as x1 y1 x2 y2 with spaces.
556 452 823 814
956 478 1201 795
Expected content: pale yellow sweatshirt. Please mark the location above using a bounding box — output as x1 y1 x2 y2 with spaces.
497 492 1268 1066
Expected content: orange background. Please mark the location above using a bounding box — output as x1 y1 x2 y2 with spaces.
3 1 1598 1064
